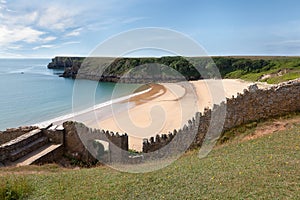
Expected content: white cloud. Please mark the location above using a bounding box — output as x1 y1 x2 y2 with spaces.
32 44 55 50
0 11 38 26
0 0 141 57
42 36 56 42
62 41 80 45
0 25 44 46
7 45 22 50
65 28 82 37
38 6 78 31
32 41 80 50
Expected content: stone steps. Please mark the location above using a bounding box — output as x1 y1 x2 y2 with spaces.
0 125 67 167
6 144 63 166
0 129 43 161
9 136 49 162
0 129 43 151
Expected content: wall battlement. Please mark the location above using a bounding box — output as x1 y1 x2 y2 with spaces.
1 79 299 166
142 79 300 153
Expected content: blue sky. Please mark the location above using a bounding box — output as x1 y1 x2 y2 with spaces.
1 0 300 57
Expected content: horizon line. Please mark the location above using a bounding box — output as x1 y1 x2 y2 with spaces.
1 54 300 59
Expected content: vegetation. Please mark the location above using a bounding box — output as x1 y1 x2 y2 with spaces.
221 56 300 83
51 56 300 83
217 112 300 145
0 176 33 200
1 113 299 199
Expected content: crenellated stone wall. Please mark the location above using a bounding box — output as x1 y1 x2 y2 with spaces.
0 122 129 166
2 79 299 165
63 121 128 163
143 79 300 153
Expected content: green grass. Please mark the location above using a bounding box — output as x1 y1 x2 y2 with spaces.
226 69 300 83
217 121 258 144
218 112 300 145
223 57 300 83
0 176 33 200
266 71 300 84
1 118 299 199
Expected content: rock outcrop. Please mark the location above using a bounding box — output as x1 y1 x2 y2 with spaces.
47 56 202 83
47 57 84 69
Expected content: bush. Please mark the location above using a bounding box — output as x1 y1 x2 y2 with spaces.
0 176 33 200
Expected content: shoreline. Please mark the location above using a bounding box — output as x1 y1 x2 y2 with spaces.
98 79 271 150
27 79 271 151
33 86 152 128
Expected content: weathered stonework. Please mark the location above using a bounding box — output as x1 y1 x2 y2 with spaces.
0 122 129 166
0 126 38 145
143 79 300 153
1 79 299 166
63 121 128 164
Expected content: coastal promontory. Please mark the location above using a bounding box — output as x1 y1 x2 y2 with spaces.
48 56 300 84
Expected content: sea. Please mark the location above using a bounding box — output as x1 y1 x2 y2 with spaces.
0 59 140 131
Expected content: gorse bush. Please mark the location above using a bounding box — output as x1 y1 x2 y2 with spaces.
0 176 33 200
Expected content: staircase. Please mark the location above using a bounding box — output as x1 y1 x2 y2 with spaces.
0 129 63 166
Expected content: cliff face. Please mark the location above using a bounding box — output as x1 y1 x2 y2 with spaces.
47 56 196 83
47 57 84 69
47 57 84 79
47 56 298 83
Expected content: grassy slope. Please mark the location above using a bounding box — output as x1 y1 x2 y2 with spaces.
1 116 299 199
223 57 300 83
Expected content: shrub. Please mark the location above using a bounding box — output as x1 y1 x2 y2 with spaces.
0 176 33 200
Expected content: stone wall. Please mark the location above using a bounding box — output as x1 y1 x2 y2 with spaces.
0 122 129 166
1 79 299 165
143 79 300 153
0 126 38 145
63 121 128 163
43 125 64 144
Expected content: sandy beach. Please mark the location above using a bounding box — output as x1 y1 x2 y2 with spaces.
97 79 270 150
39 79 270 151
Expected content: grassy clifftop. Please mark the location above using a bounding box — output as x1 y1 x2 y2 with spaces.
1 114 299 199
48 56 300 83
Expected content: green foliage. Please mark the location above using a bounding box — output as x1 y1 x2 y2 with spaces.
54 56 300 83
218 121 258 144
224 69 245 79
128 149 141 155
220 57 300 82
0 176 33 200
218 112 300 145
266 71 300 84
64 154 98 167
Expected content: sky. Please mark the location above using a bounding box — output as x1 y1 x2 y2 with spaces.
1 0 300 58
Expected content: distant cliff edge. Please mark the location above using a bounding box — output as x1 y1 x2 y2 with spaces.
47 56 202 83
47 57 85 79
47 56 300 84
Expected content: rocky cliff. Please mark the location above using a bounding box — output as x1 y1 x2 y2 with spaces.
47 56 300 83
47 57 84 69
47 57 85 79
47 56 197 83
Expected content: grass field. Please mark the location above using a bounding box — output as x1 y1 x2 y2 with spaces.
223 57 300 83
1 116 299 199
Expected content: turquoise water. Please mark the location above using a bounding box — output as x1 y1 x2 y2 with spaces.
0 59 138 130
